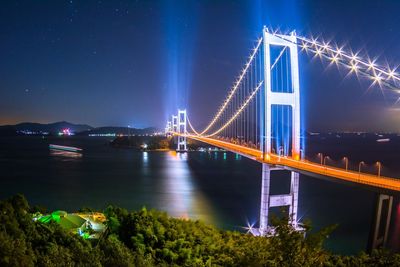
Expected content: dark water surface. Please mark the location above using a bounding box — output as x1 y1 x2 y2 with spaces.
1 135 400 254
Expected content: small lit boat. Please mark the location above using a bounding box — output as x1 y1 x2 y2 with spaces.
376 138 390 143
49 144 83 152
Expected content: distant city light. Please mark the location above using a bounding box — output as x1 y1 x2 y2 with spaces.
88 133 116 137
58 128 73 136
141 143 148 149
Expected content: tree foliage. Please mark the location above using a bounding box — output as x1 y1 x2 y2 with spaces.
1 195 400 266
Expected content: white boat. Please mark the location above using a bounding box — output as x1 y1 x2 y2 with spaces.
49 144 83 152
376 138 390 143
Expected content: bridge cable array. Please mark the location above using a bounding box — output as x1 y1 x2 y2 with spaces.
186 31 400 154
187 35 294 153
197 37 263 136
293 35 400 93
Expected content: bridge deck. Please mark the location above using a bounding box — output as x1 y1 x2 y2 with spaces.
188 135 400 192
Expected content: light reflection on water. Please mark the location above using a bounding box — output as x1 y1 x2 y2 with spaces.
142 151 148 163
3 136 400 254
157 151 216 224
50 149 82 160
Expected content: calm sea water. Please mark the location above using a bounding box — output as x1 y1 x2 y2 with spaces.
1 135 400 254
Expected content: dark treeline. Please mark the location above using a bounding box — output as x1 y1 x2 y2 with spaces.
110 136 203 151
110 136 170 150
1 195 400 266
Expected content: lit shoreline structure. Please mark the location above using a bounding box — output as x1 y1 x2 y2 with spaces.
33 211 107 239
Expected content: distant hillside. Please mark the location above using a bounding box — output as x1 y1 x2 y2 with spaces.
0 121 93 136
77 126 159 136
16 121 93 133
0 121 159 136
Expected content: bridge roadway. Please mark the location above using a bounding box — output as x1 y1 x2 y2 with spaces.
185 135 400 192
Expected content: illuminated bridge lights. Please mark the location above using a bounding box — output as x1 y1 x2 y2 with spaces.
198 37 263 135
203 81 264 137
368 60 376 70
297 35 400 89
170 29 400 192
350 62 358 73
188 35 289 138
373 74 383 84
330 55 338 63
168 28 400 239
181 135 400 192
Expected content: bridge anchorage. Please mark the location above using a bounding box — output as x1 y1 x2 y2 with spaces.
168 26 400 238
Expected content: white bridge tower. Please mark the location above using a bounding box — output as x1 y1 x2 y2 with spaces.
259 27 301 235
177 109 188 152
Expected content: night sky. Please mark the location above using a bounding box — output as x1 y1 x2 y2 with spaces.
1 0 400 131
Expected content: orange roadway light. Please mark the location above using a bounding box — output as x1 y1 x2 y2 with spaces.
376 161 382 178
317 153 323 165
343 157 349 171
323 156 330 166
358 161 365 179
187 136 400 191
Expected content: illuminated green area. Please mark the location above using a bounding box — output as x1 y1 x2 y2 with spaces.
34 210 104 240
50 210 66 222
82 232 90 239
37 215 52 223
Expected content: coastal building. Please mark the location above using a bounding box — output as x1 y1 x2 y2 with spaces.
34 211 107 239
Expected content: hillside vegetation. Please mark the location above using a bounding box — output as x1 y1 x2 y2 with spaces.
1 195 399 266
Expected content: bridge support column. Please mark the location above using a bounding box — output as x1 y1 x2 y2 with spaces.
368 193 393 251
259 163 300 235
259 163 272 234
289 171 299 226
177 109 187 152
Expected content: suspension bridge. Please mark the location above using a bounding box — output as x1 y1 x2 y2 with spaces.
166 27 400 242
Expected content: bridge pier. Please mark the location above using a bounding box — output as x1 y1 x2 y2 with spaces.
368 193 393 251
258 163 300 235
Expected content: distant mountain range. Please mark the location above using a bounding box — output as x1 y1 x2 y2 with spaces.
0 121 159 136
